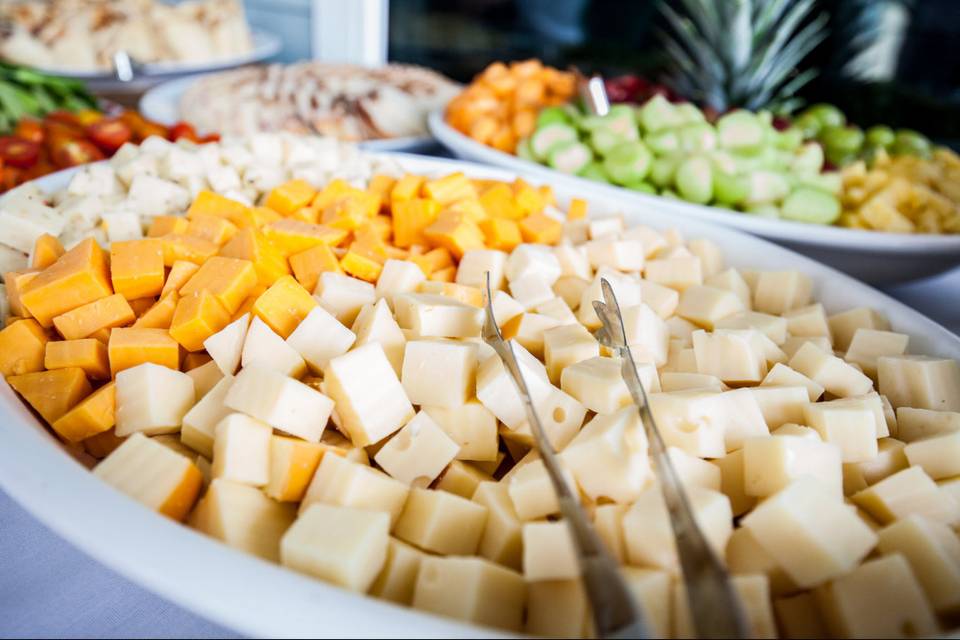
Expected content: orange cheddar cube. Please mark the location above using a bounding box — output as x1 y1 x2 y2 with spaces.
321 194 381 232
109 327 180 375
391 175 426 204
410 247 454 278
567 197 588 220
89 328 112 345
110 239 165 300
161 261 200 296
160 234 218 266
7 367 92 424
185 215 238 246
232 285 266 321
148 215 189 237
265 179 318 217
519 211 563 245
19 238 113 328
358 215 393 242
418 282 484 307
423 172 478 205
4 270 39 317
183 352 212 371
169 291 231 352
186 190 250 222
424 211 486 259
446 198 487 224
367 174 397 201
513 179 545 216
133 291 179 329
289 244 342 292
251 275 317 339
479 217 522 252
179 256 257 315
266 436 340 502
238 206 283 229
392 198 441 248
82 426 125 459
45 339 110 380
538 184 557 206
290 206 320 224
128 297 157 317
311 179 360 211
480 183 521 220
262 219 347 256
340 250 383 283
30 234 65 269
428 266 456 282
52 293 135 341
219 228 290 286
0 318 48 377
52 381 116 442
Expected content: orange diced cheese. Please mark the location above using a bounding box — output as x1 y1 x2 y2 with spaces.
262 219 348 256
160 234 218 266
513 179 545 216
161 261 200 296
148 216 189 237
538 184 557 206
7 367 92 424
179 256 257 315
128 297 157 317
82 428 125 459
340 250 383 282
312 179 360 211
266 436 340 502
30 234 65 269
480 183 521 219
391 175 426 203
429 266 457 282
52 293 135 341
251 275 317 339
265 179 318 216
232 285 266 321
0 318 48 377
132 290 179 329
321 194 380 232
19 238 113 328
109 327 180 375
45 339 110 380
418 281 484 307
169 291 231 352
185 215 238 246
290 206 320 224
289 244 342 292
392 198 441 248
219 228 290 286
358 215 393 242
423 172 478 205
424 211 486 259
4 270 39 317
89 328 112 345
567 197 588 220
183 352 212 371
479 217 522 252
53 382 116 443
110 239 165 300
236 206 283 229
446 198 487 223
410 247 454 277
367 174 397 201
519 211 563 245
187 190 250 222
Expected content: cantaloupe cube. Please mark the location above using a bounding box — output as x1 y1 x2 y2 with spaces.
179 257 257 315
7 367 91 424
29 233 64 270
52 293 135 340
0 318 48 377
52 381 116 442
251 275 317 339
169 291 231 352
131 290 178 330
45 339 109 380
19 238 112 327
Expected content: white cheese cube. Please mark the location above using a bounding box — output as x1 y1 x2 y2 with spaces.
281 503 389 592
181 375 235 458
505 386 588 452
816 554 938 638
666 315 698 346
204 314 249 376
715 310 787 344
878 355 960 411
456 249 507 290
241 316 306 378
286 306 355 373
300 452 409 523
505 243 561 284
351 298 405 376
621 224 667 256
825 393 890 438
374 412 459 486
185 360 223 399
676 285 745 330
560 407 651 504
501 312 561 359
211 413 272 487
720 388 770 452
66 164 121 197
686 238 723 277
393 292 483 338
853 466 960 526
746 385 809 429
896 407 960 442
667 446 722 491
904 431 960 480
772 423 822 439
0 245 27 277
423 400 498 462
705 267 752 309
369 537 426 605
662 343 699 374
315 272 375 325
526 579 590 638
543 324 598 384
643 255 703 291
401 339 477 409
552 275 589 310
472 481 522 570
648 390 727 458
803 402 878 463
585 238 645 271
395 487 488 555
127 175 189 216
731 574 778 639
576 269 643 328
854 437 908 485
593 503 629 562
781 335 833 360
761 362 824 401
101 212 143 242
375 258 426 304
413 556 525 632
693 329 767 383
560 356 632 415
489 289 524 325
523 521 579 581
475 344 552 430
789 342 874 398
876 514 960 614
553 243 592 280
659 372 725 392
507 458 575 521
637 279 680 319
726 526 798 597
324 343 413 446
743 435 843 498
621 569 672 638
621 303 669 366
844 329 909 377
0 199 65 252
828 306 891 351
741 478 877 588
433 460 490 499
115 363 195 437
783 302 832 341
752 270 812 315
225 366 333 442
587 216 623 240
534 296 577 326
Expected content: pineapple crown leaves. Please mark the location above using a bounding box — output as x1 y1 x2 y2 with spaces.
658 0 829 113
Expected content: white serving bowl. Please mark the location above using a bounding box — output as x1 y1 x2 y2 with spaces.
428 110 960 286
3 155 960 638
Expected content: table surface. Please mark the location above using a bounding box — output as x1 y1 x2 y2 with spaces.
1 229 958 639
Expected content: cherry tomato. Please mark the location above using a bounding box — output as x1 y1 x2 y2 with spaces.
22 159 56 182
87 118 132 153
44 119 84 140
13 119 44 144
169 121 199 142
199 133 221 143
45 110 81 127
50 138 104 168
0 136 41 168
0 165 23 192
75 109 104 126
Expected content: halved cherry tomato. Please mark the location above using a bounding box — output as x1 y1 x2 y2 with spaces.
1 165 23 191
44 119 84 140
13 119 44 144
0 137 41 168
45 110 81 127
87 118 133 153
50 138 104 168
199 133 221 143
169 121 199 142
22 159 56 182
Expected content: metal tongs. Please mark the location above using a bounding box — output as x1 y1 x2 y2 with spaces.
571 66 610 117
593 278 749 639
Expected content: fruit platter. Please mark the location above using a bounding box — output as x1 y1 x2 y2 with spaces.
1 131 959 637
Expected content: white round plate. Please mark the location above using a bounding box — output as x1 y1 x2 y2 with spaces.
428 110 960 286
4 156 960 638
140 75 439 153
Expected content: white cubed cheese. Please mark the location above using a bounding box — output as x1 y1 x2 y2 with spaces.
100 211 143 242
212 413 272 486
896 407 960 442
395 487 488 555
115 363 195 437
789 342 874 398
225 366 333 442
203 313 250 376
401 339 477 409
692 329 767 383
352 298 406 376
505 243 561 284
522 521 579 581
715 310 787 344
393 292 483 339
648 390 727 458
456 249 507 290
761 362 824 401
423 400 498 462
241 316 306 378
315 272 375 325
181 375 235 458
286 306 355 373
553 243 592 280
878 355 960 411
752 270 812 315
828 307 890 351
638 279 680 319
743 435 843 498
374 412 459 486
560 356 632 415
375 259 426 303
644 255 703 291
543 323 599 384
876 514 960 615
676 285 745 330
621 303 669 366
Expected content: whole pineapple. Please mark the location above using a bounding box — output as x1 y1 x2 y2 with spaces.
659 0 829 113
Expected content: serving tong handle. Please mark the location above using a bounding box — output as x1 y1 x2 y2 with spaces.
571 65 610 117
592 278 749 639
482 274 648 639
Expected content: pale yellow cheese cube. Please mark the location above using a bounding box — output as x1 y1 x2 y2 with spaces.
315 272 374 325
771 423 821 439
535 296 578 326
676 284 745 330
844 328 909 378
300 453 409 525
374 411 459 486
878 355 960 411
394 487 488 555
712 448 757 516
434 460 491 499
720 388 771 452
692 329 767 383
576 270 642 328
667 446 722 491
620 568 671 638
781 335 832 360
525 579 591 639
501 312 562 359
375 259 425 304
543 323 599 384
789 342 874 398
509 274 556 311
455 249 507 290
731 574 778 640
687 238 723 277
647 391 727 458
401 339 477 409
507 458 575 521
783 302 832 342
472 481 523 571
180 374 234 458
855 437 909 485
622 303 670 366
475 342 552 430
203 313 249 376
827 306 890 351
523 521 579 581
715 310 787 344
877 514 960 614
412 556 525 632
352 298 406 377
726 526 798 597
823 392 890 438
659 372 725 393
393 292 483 338
211 413 272 487
752 270 812 315
553 276 589 310
286 305 355 373
225 365 333 442
746 385 809 429
743 435 842 498
904 430 960 480
896 407 960 442
240 316 306 378
593 503 629 562
638 278 680 319
774 592 828 639
280 503 389 592
853 466 960 526
115 363 196 437
704 267 751 309
369 537 426 605
802 402 878 463
186 360 224 400
422 400 498 462
644 255 703 291
560 356 632 415
761 362 824 401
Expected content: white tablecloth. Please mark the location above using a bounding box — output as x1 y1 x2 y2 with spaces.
1 259 957 638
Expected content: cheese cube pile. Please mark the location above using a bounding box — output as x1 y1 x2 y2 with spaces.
3 154 960 638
